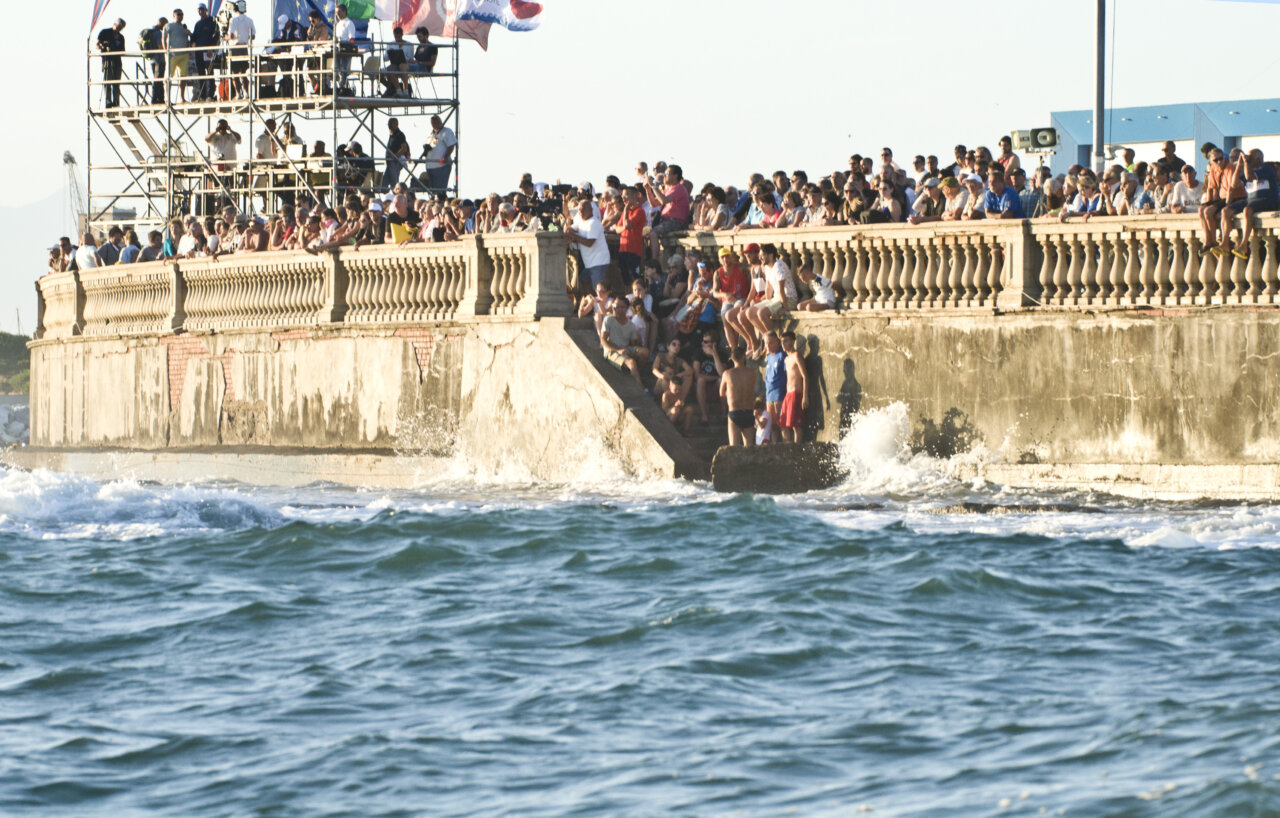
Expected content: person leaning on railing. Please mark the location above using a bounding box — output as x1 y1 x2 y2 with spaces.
140 17 167 104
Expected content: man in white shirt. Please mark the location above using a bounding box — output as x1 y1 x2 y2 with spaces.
74 233 101 271
1169 165 1203 214
254 118 280 159
333 4 358 93
422 115 456 195
566 200 610 290
746 243 797 340
205 119 242 166
225 1 256 98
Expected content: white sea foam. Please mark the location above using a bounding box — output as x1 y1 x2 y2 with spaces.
0 402 29 447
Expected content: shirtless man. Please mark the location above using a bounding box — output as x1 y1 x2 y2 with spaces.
238 217 269 253
651 337 693 401
719 348 758 446
777 331 808 443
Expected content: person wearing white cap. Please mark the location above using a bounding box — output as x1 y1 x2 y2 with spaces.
961 174 987 220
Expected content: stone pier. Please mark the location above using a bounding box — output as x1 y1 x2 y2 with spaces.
14 214 1280 499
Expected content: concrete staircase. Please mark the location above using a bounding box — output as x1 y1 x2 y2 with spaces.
563 320 712 481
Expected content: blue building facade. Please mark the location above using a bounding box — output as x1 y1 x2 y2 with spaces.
1048 98 1280 174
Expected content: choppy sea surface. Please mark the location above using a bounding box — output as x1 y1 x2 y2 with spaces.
2 404 1279 817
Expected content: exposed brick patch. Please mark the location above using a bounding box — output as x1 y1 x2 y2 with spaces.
394 328 436 380
160 335 235 411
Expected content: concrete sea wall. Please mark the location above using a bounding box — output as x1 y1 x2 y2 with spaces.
17 216 1280 497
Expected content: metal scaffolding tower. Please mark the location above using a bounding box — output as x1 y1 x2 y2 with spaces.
85 27 460 234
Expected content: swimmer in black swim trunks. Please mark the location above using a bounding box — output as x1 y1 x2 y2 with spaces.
719 347 758 447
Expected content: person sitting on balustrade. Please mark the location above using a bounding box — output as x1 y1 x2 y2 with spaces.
1229 149 1278 261
1215 149 1251 259
1199 148 1229 256
796 261 837 313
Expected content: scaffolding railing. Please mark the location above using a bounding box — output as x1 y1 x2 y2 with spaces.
86 35 460 235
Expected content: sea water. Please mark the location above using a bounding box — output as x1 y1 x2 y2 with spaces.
1 405 1278 817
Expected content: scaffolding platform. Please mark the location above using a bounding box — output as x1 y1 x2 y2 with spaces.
87 35 461 234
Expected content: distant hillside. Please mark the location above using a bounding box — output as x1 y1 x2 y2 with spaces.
0 332 30 394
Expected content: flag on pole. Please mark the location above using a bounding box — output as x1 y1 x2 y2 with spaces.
208 0 224 15
401 0 492 50
345 0 377 17
90 0 112 32
456 0 543 31
375 0 418 20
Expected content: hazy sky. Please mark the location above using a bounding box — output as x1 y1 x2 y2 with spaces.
2 0 1280 333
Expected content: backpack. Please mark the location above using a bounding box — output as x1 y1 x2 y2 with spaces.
138 27 160 52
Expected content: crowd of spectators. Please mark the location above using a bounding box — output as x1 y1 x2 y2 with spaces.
96 2 442 108
50 135 1280 447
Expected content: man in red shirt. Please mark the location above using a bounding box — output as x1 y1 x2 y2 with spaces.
617 185 647 285
644 164 691 258
713 247 751 351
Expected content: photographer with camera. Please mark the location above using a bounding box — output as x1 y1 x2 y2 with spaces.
205 119 242 171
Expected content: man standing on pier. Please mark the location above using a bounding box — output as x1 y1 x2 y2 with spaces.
97 19 126 108
778 332 807 443
720 348 757 447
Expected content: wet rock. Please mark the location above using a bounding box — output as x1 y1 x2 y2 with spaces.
712 442 847 494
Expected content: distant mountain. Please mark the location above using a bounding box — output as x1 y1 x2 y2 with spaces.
0 188 69 336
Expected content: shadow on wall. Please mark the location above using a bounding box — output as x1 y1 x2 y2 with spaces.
803 335 829 438
836 358 863 434
911 407 981 459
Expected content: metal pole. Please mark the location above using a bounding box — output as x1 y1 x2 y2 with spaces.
1093 0 1106 174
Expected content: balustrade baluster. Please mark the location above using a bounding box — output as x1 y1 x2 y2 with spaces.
1077 234 1097 304
1213 244 1231 303
853 243 870 308
973 241 991 306
1064 236 1084 305
1140 234 1157 304
1246 233 1264 301
887 241 904 307
1121 235 1139 305
1154 232 1172 304
1049 236 1067 304
988 242 1003 303
1263 234 1279 303
911 242 928 307
1230 247 1248 304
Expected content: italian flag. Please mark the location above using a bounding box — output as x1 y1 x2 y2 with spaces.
343 0 419 20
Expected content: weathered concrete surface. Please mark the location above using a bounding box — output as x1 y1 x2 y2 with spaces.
790 308 1280 468
26 317 700 483
711 443 846 494
456 317 706 481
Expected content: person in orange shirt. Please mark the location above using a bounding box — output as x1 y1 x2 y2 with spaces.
1218 149 1250 259
1199 148 1227 256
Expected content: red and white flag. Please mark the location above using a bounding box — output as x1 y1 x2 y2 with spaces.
400 0 493 50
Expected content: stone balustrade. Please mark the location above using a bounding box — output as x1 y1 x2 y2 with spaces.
34 272 84 340
680 222 1030 310
35 216 1280 340
339 241 476 323
1029 214 1280 308
79 262 183 337
181 251 336 331
35 231 572 339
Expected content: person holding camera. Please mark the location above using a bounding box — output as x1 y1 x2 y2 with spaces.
205 119 242 170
